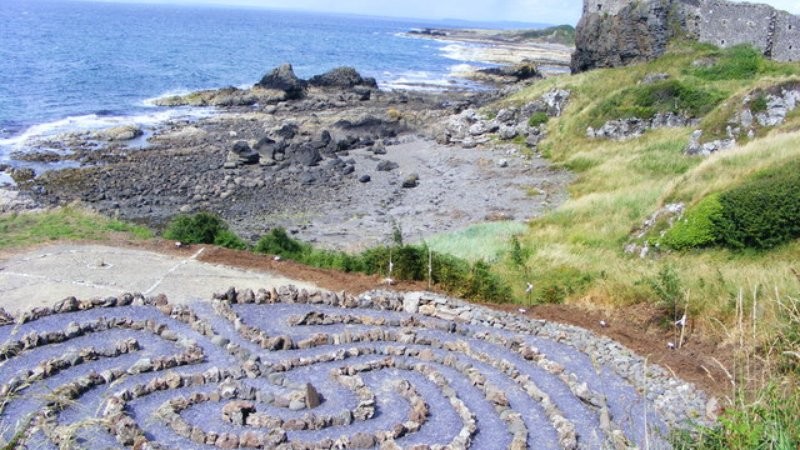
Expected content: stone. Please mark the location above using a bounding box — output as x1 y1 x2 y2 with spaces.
215 433 239 449
288 397 305 411
98 125 143 141
498 125 518 140
403 293 421 314
293 145 322 167
239 431 263 448
402 173 419 188
226 141 260 167
221 401 256 426
256 63 305 99
128 358 153 374
305 383 321 408
376 160 399 172
308 66 377 89
371 139 387 155
496 108 517 124
349 433 376 449
642 73 670 84
359 174 371 183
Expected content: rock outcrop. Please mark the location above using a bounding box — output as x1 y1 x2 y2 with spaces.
256 63 306 100
572 0 800 73
308 67 378 89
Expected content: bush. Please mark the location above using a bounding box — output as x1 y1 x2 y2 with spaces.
255 229 512 303
528 112 549 127
714 162 800 249
213 229 248 250
661 194 724 250
164 212 230 245
534 265 594 304
254 227 309 257
643 264 684 320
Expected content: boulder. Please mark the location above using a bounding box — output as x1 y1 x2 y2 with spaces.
292 145 322 167
225 141 260 168
97 125 143 141
402 173 419 188
308 67 378 89
376 160 399 172
256 64 305 100
305 383 321 408
358 175 371 183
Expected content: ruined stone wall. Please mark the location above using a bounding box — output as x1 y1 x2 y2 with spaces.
773 12 800 62
573 0 800 72
582 0 633 15
690 1 774 53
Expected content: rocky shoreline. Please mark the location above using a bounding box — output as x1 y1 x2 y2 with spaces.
4 62 571 250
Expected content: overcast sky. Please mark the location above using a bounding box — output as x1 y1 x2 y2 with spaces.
84 0 800 25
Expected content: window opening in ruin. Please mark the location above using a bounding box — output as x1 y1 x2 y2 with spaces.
597 4 602 11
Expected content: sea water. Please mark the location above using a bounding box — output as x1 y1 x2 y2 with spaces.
0 0 513 161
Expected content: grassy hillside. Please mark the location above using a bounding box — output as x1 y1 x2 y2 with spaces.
488 43 800 316
467 42 800 447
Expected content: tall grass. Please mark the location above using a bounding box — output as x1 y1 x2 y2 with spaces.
672 288 800 449
424 221 527 262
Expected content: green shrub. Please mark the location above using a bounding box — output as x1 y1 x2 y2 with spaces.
254 227 309 257
534 265 594 304
213 229 248 250
642 264 684 320
661 194 724 250
750 94 769 113
254 230 512 303
528 112 549 127
691 45 764 81
164 212 228 245
714 162 800 249
590 79 726 127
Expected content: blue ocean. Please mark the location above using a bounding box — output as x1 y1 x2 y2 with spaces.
0 0 514 159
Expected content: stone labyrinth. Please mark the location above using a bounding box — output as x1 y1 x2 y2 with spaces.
0 286 710 449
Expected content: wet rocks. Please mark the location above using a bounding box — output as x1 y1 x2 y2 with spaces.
94 125 143 142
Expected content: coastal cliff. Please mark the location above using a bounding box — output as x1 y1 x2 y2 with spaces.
572 0 800 72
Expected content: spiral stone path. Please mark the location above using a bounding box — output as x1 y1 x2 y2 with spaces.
0 279 713 449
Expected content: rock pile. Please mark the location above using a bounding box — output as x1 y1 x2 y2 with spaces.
0 285 714 449
437 89 570 151
686 82 800 156
588 113 698 141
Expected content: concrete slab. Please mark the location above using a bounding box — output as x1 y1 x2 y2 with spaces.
0 244 315 312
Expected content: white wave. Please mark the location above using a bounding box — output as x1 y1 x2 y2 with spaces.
0 108 214 151
440 43 495 65
139 89 195 107
448 63 480 77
